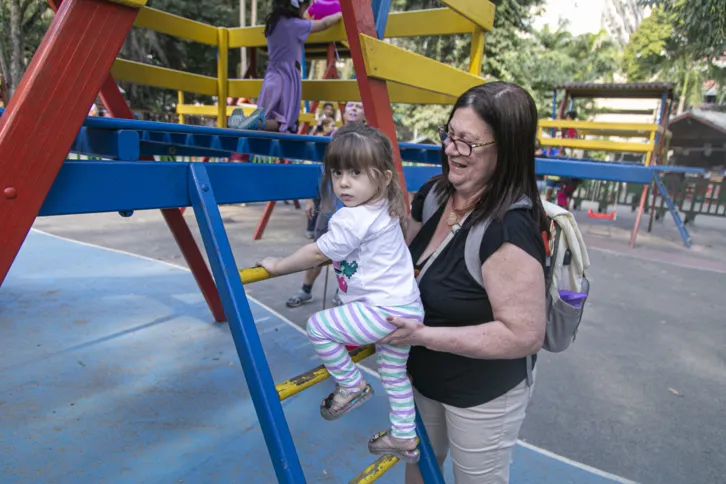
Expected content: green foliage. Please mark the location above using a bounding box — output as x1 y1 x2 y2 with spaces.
0 0 52 100
622 7 677 81
639 0 726 59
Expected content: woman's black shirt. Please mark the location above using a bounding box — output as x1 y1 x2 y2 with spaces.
407 179 546 408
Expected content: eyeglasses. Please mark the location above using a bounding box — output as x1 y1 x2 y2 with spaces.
437 126 495 157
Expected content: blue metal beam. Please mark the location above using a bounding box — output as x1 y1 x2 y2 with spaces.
187 163 306 483
535 158 654 184
38 161 441 217
372 0 393 40
1 107 442 163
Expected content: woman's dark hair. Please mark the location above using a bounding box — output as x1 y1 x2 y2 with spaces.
321 123 406 220
435 81 546 230
264 0 310 37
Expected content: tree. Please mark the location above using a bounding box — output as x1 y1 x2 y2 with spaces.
639 0 726 60
0 0 52 101
624 6 726 112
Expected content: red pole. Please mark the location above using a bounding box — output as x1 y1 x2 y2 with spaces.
338 0 409 210
0 0 137 286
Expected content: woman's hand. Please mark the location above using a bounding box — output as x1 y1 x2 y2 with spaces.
379 316 427 346
257 257 282 276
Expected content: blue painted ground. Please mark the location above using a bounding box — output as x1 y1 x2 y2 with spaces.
0 231 635 483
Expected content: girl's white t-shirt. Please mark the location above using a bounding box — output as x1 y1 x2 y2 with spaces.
316 200 421 307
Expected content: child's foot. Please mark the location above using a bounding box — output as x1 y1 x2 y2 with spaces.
286 290 313 307
368 429 420 463
320 380 373 421
228 107 266 130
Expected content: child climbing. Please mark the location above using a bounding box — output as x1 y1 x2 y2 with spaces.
228 0 343 132
257 123 424 463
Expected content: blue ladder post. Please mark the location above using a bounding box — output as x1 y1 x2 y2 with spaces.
415 406 446 483
187 162 307 483
652 173 692 248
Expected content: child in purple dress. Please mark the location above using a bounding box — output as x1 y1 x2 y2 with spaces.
229 0 342 133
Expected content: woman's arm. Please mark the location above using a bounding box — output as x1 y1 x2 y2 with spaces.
310 12 342 33
405 216 422 245
382 243 546 359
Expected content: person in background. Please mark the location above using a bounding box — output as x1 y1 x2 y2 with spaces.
228 0 342 132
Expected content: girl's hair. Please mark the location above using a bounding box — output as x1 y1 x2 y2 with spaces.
264 0 310 37
320 123 406 220
434 81 547 231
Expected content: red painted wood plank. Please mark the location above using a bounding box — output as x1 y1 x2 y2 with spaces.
0 0 138 286
338 0 409 210
253 201 277 241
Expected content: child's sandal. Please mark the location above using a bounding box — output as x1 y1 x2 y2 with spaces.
319 384 373 421
368 429 420 464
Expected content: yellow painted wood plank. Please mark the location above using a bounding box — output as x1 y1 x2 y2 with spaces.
134 8 218 45
538 119 659 133
227 8 477 48
359 35 483 97
216 28 229 128
537 137 654 153
111 59 218 96
228 79 457 104
108 0 147 7
176 104 340 126
468 27 485 75
384 8 476 37
438 0 495 31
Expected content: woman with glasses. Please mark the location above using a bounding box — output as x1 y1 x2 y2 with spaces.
380 82 548 483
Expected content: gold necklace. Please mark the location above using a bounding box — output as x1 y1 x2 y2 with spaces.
446 196 474 226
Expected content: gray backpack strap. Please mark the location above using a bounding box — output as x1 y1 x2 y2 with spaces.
462 196 535 387
464 196 533 289
421 185 441 226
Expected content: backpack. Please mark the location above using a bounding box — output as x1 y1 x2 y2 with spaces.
420 187 591 385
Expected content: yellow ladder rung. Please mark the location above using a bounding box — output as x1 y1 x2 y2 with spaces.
276 345 375 401
239 261 332 285
349 455 399 483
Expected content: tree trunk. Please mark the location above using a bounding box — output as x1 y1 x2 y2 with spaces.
9 0 23 98
677 67 691 115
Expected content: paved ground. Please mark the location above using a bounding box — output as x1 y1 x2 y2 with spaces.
2 231 642 483
28 200 726 484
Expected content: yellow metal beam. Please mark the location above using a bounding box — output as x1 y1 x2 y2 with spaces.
111 59 218 96
276 345 376 401
227 8 480 49
134 8 218 45
359 35 483 98
437 0 495 31
349 455 400 484
108 0 147 7
538 119 659 133
537 137 654 153
217 28 229 128
228 79 457 105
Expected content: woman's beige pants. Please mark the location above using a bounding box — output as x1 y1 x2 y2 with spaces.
406 375 535 484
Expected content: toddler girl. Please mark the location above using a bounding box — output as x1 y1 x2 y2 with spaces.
229 0 342 132
258 123 423 463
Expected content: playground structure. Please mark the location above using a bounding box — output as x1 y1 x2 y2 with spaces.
0 1 709 482
536 82 699 248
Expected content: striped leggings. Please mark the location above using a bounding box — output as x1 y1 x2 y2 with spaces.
306 301 425 440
